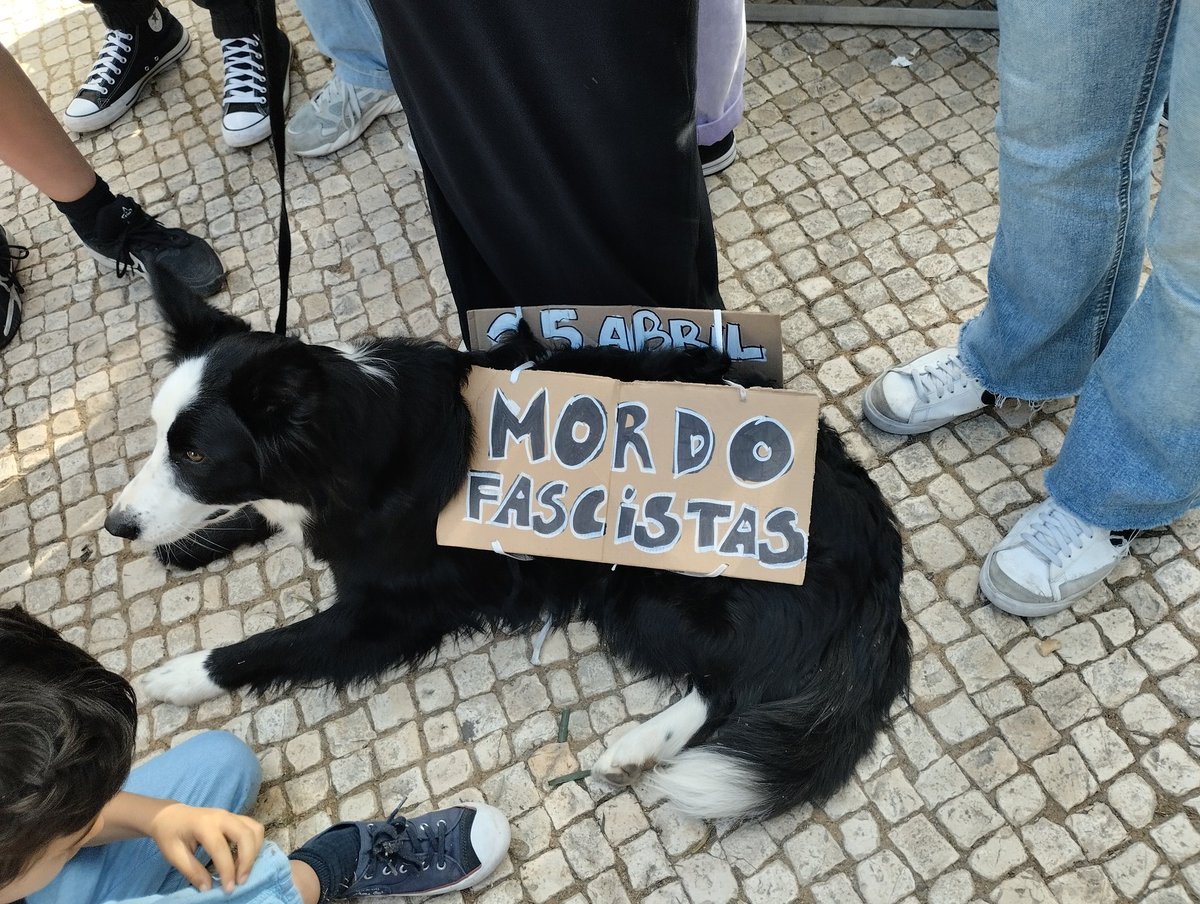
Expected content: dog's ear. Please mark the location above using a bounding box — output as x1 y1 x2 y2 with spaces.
476 317 549 369
146 264 251 362
230 342 323 434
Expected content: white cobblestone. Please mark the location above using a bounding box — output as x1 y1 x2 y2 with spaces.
2 11 1194 902
856 849 916 904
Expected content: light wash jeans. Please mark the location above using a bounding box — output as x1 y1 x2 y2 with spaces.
295 0 393 91
697 0 746 146
959 0 1199 530
29 733 302 904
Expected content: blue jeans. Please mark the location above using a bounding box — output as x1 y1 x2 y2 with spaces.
959 0 1200 530
29 733 302 904
295 0 393 91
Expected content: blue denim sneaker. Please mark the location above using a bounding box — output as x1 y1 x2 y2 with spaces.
320 803 510 899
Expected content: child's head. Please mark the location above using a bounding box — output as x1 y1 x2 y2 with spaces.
0 607 137 902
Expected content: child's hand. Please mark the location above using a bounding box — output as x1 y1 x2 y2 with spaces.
148 803 266 893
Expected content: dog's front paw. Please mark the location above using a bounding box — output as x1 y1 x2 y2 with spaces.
155 509 278 570
155 538 226 570
143 651 225 705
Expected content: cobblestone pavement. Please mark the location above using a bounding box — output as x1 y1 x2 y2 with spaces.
3 3 1199 903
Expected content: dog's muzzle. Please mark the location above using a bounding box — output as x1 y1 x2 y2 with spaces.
104 508 141 540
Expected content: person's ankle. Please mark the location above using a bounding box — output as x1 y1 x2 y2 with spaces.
288 823 359 903
53 175 116 236
289 859 322 904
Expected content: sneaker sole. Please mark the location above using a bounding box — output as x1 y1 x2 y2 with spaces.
288 93 404 158
861 385 961 436
87 247 225 297
977 551 1081 618
861 368 994 435
1 282 23 350
978 547 1129 619
223 44 293 148
64 30 191 133
701 137 737 177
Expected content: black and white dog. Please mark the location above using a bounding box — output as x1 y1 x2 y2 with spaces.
107 273 909 820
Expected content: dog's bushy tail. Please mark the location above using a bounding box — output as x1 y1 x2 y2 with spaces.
145 264 250 361
644 624 911 821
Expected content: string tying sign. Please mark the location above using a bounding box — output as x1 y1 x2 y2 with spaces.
468 305 785 385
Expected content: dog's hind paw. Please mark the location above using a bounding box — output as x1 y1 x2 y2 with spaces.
592 739 657 787
591 691 709 788
592 758 649 787
143 651 225 705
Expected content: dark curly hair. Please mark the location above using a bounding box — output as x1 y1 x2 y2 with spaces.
0 607 137 886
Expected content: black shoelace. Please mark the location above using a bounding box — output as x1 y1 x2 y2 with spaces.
2 242 29 294
106 201 184 278
348 809 450 887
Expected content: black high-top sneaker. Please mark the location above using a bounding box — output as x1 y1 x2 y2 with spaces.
65 3 190 132
0 225 29 350
699 131 737 177
220 28 292 148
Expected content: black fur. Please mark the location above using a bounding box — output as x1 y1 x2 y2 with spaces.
135 272 910 818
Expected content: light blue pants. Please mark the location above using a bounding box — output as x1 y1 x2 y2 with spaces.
959 0 1200 530
295 0 394 91
295 0 745 142
29 733 303 904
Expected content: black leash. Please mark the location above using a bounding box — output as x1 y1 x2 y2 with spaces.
252 0 291 336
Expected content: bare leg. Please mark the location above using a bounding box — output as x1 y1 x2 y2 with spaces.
0 42 97 202
290 861 321 904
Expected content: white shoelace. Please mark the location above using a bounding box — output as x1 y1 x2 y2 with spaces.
912 353 972 404
309 76 361 129
220 36 266 104
1019 502 1095 569
82 30 133 94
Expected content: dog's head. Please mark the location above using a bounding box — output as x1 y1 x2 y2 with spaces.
106 272 322 545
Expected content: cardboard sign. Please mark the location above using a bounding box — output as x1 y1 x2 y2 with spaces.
436 367 819 585
467 306 784 385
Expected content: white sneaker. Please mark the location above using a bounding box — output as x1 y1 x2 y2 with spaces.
979 498 1132 617
285 74 403 157
863 346 992 435
404 134 423 174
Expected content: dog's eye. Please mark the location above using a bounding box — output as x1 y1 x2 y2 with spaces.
184 450 206 463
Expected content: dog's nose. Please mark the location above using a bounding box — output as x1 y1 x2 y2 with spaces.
104 509 142 541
